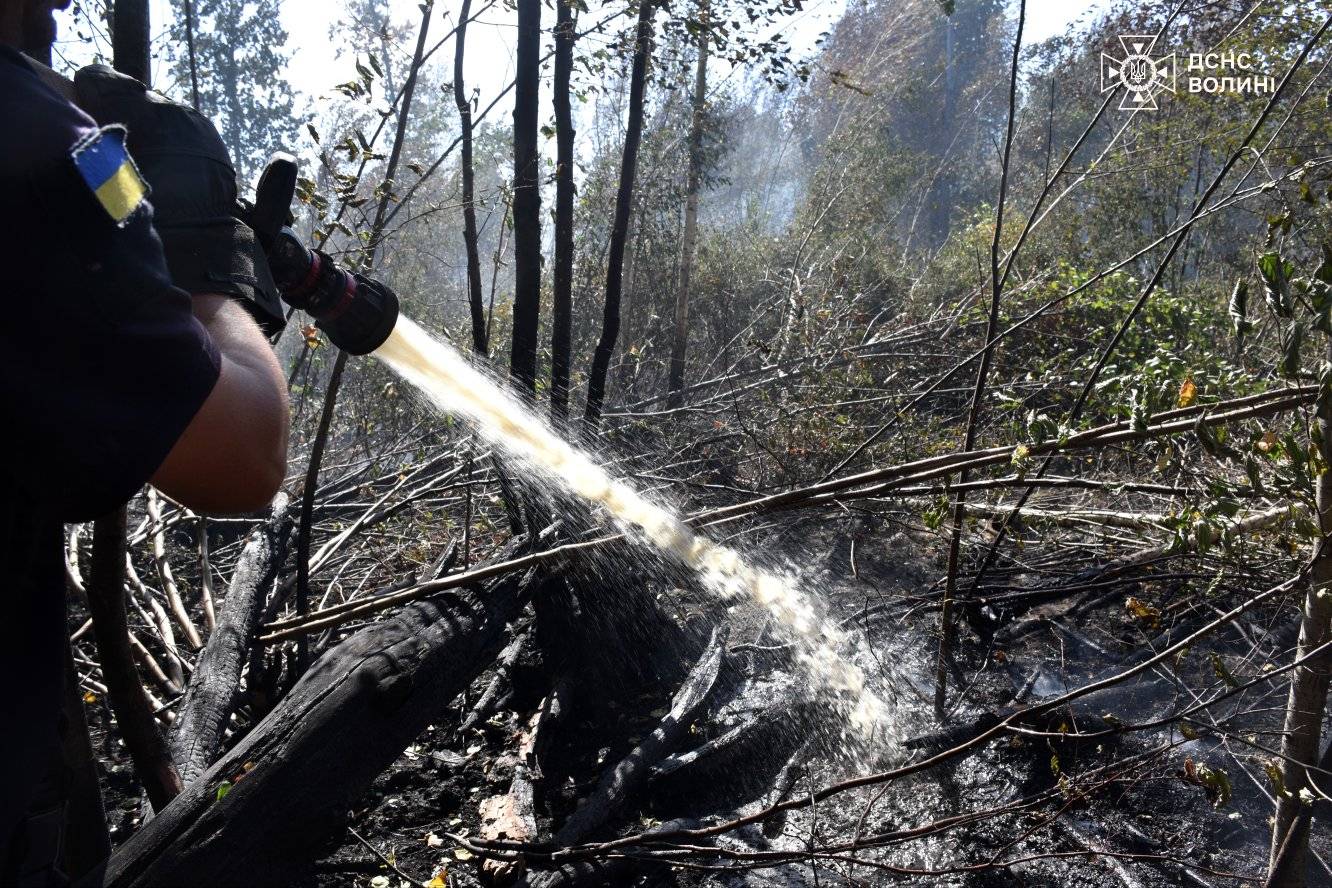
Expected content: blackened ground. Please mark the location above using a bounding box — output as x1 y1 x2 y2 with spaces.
84 513 1328 886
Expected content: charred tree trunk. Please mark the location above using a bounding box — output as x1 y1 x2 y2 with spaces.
583 0 657 431
666 2 709 410
511 0 542 395
111 0 150 84
105 567 534 887
550 0 577 425
1267 362 1332 887
454 0 488 356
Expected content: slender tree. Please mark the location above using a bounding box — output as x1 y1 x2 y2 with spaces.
584 0 657 430
295 0 434 672
510 0 542 395
934 0 1024 722
111 0 151 82
181 0 200 108
666 0 710 409
550 0 577 423
454 0 488 355
1268 330 1332 886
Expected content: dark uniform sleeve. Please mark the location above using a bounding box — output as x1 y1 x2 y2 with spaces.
0 48 221 522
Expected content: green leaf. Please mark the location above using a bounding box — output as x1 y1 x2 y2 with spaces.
1130 388 1150 433
1259 252 1294 318
1197 763 1232 808
216 780 232 801
1281 321 1304 379
1026 410 1056 445
1195 413 1232 460
1210 652 1240 689
1266 761 1290 798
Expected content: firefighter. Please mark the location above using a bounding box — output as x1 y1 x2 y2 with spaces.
0 2 289 883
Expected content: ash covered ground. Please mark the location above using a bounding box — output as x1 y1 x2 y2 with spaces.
83 511 1318 887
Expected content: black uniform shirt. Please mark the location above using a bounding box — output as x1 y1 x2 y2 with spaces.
0 45 221 856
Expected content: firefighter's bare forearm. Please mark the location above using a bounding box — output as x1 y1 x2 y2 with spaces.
151 295 289 514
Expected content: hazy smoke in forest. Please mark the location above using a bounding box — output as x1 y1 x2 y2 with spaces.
375 316 889 741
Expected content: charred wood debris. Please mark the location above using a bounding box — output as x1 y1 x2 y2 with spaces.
56 323 1332 887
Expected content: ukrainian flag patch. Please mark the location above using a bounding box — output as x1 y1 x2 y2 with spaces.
71 126 148 226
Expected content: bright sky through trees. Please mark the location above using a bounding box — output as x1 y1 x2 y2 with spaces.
53 0 1108 108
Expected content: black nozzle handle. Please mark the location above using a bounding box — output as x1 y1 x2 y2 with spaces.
255 154 400 355
252 153 298 252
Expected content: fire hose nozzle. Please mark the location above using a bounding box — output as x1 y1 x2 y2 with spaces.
253 154 400 355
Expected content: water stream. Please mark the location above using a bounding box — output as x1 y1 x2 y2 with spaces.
374 316 888 741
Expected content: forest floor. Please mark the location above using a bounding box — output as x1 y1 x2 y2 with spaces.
84 512 1327 887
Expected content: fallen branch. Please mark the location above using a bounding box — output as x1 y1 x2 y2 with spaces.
262 385 1315 641
86 506 183 811
550 624 729 848
147 489 202 651
461 624 533 735
171 495 293 785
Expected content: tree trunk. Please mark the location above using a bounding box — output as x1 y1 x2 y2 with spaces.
111 0 150 84
454 0 488 356
666 2 709 410
1267 369 1332 887
583 0 657 431
366 0 432 257
510 0 542 395
181 0 201 108
296 0 432 673
550 0 577 424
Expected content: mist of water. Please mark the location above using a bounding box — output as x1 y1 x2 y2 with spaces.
374 317 888 740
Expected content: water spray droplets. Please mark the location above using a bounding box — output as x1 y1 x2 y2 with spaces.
375 317 888 743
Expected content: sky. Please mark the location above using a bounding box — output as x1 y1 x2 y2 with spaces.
52 0 1113 111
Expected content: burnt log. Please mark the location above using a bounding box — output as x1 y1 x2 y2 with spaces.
100 566 534 887
171 495 292 785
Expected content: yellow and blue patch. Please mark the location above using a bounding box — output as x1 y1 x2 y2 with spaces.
71 126 148 226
